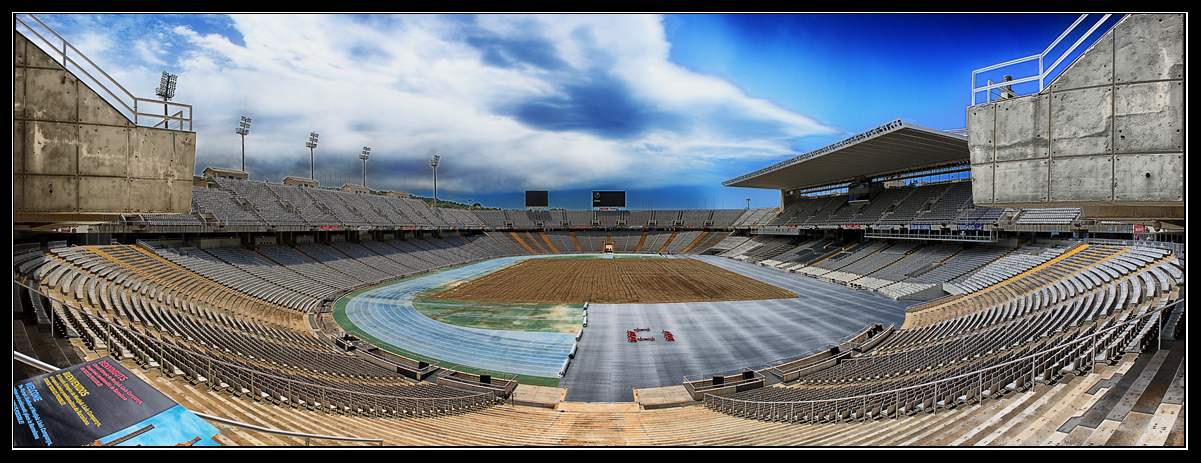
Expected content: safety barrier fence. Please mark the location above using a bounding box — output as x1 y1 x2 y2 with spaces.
971 14 1123 105
15 14 193 131
704 298 1180 423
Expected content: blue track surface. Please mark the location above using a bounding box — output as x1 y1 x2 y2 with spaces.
343 256 579 378
344 253 914 401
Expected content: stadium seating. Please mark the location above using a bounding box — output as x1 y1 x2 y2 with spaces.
192 187 265 227
911 182 973 225
1014 208 1082 225
707 242 1179 424
216 179 310 227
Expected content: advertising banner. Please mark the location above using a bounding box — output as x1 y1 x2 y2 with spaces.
13 357 220 447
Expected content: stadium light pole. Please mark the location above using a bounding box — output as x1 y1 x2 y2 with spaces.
430 155 440 213
360 147 371 189
236 116 252 172
154 71 177 129
306 133 319 180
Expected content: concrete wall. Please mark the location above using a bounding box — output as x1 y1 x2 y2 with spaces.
968 14 1183 221
13 30 195 221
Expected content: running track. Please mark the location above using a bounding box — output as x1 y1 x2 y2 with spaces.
343 254 914 401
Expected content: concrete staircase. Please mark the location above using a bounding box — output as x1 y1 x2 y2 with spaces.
1050 339 1185 446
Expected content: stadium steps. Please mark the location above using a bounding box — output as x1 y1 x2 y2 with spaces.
871 187 921 225
678 231 708 254
1050 338 1185 446
486 232 520 255
508 232 540 254
123 246 299 328
684 231 731 255
809 241 859 268
657 231 679 253
848 244 925 287
634 232 649 253
906 244 1094 328
14 292 89 383
121 362 345 446
909 247 966 280
538 232 561 254
569 232 584 253
527 232 552 254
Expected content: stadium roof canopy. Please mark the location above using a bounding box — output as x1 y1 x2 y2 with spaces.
723 119 969 191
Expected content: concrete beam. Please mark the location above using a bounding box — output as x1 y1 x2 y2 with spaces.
1113 154 1184 203
1114 81 1184 154
968 14 1184 220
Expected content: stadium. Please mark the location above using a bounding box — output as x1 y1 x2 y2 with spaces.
13 14 1185 447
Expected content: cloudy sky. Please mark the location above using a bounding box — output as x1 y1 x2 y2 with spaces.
22 13 1119 210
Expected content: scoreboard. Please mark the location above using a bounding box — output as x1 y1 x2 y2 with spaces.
592 191 625 208
525 191 549 208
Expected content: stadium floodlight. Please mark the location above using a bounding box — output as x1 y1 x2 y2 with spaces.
155 71 177 128
236 116 252 172
360 147 371 188
155 71 177 101
306 132 320 180
430 155 440 212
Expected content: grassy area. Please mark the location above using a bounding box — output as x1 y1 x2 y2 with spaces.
537 253 664 259
414 280 584 333
421 314 580 332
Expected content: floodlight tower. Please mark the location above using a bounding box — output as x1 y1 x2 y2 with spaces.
306 133 320 180
236 116 252 172
360 147 371 188
430 155 441 212
154 71 177 129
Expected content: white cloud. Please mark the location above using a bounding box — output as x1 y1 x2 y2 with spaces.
41 13 842 194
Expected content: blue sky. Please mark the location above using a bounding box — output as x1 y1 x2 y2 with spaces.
21 13 1121 210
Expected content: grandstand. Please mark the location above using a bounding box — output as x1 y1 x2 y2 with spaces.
13 13 1184 448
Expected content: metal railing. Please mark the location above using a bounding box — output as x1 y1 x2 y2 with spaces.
704 297 1182 424
15 13 193 131
971 14 1124 105
15 276 499 432
13 351 384 446
1085 239 1184 257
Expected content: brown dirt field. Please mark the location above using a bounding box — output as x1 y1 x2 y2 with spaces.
428 258 797 304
